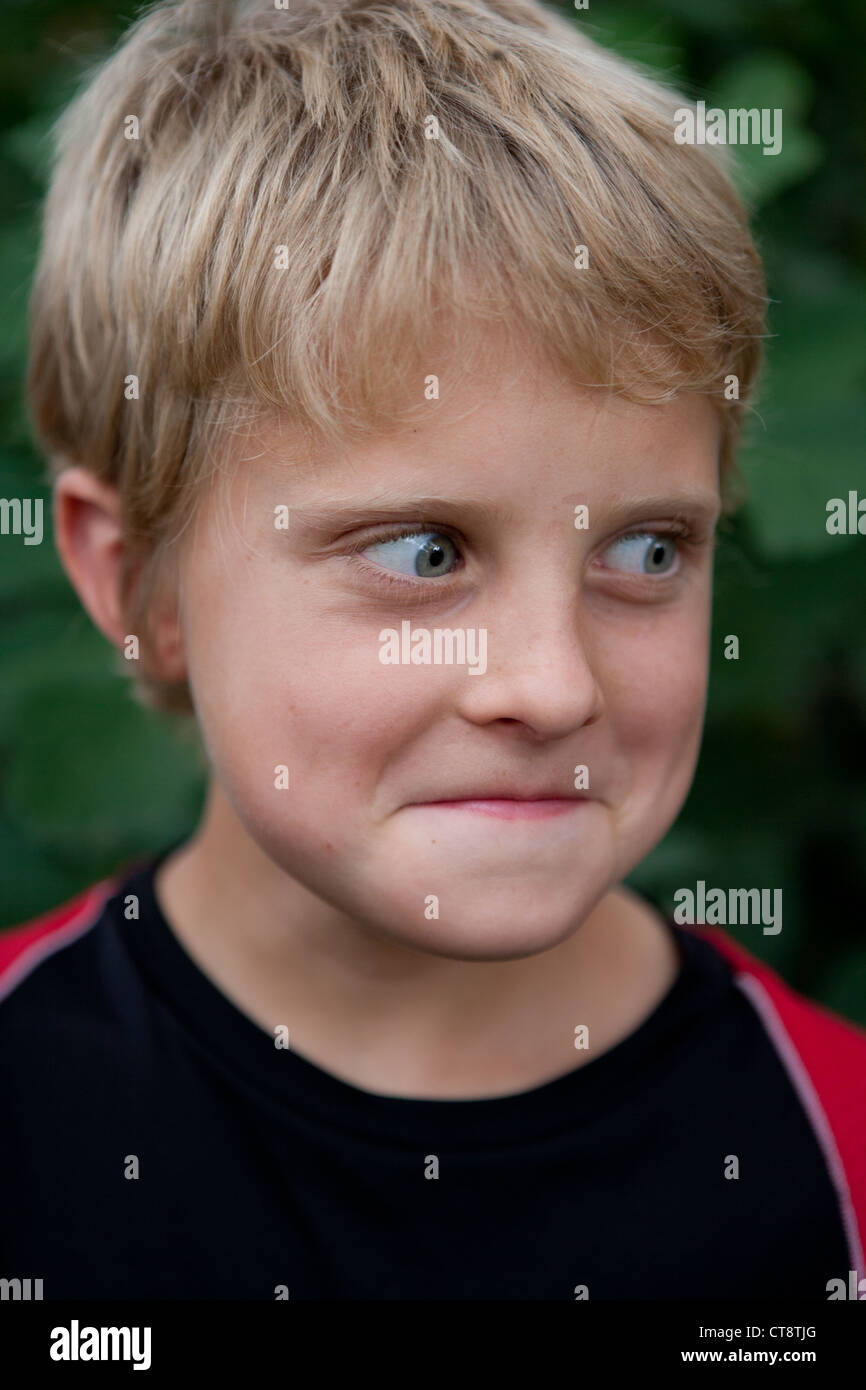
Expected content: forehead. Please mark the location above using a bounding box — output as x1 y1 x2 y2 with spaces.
204 320 721 522
221 379 720 521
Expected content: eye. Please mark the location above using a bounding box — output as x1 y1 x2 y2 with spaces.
360 530 460 578
601 531 680 576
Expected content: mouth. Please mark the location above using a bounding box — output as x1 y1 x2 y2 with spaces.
406 796 591 821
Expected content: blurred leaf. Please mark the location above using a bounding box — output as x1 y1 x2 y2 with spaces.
818 947 866 1028
735 254 866 558
710 52 822 204
631 816 801 974
0 113 56 187
1 677 204 864
0 449 59 605
0 811 85 924
582 8 688 79
0 606 112 732
709 542 866 720
0 214 39 375
739 402 866 558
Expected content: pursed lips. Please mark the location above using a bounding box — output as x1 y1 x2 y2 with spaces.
405 791 593 820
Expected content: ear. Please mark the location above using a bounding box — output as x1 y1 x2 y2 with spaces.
52 465 186 681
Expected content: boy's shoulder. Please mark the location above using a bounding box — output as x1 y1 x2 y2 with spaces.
686 922 866 1061
0 867 154 1113
683 921 866 1273
3 875 865 1052
4 874 865 1078
682 922 866 1107
2 876 865 1286
0 876 120 1005
3 879 865 1197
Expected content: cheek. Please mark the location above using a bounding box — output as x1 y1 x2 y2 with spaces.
180 557 436 816
596 605 710 874
600 602 710 763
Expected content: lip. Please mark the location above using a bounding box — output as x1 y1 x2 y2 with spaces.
408 797 590 821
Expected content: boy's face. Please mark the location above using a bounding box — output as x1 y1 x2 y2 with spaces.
175 348 721 960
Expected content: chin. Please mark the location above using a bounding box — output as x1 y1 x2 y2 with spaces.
370 894 596 963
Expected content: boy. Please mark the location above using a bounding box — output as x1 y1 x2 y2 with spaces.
2 0 864 1300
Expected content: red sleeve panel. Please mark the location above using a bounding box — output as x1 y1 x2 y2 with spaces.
694 925 866 1285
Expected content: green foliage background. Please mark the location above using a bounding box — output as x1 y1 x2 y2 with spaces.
1 0 864 1021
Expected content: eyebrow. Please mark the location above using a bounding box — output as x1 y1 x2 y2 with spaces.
598 492 723 526
287 495 516 533
286 489 722 533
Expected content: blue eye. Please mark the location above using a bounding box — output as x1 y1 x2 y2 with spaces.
603 532 679 575
361 530 459 578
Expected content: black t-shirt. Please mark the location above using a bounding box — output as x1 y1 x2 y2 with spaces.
0 851 850 1300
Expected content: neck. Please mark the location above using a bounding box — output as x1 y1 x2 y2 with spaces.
154 780 680 1099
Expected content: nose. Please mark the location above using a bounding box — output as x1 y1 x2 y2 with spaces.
453 579 603 740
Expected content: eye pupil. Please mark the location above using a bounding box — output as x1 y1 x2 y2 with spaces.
415 534 456 577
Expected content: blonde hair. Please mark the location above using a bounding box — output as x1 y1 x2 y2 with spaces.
27 0 767 715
